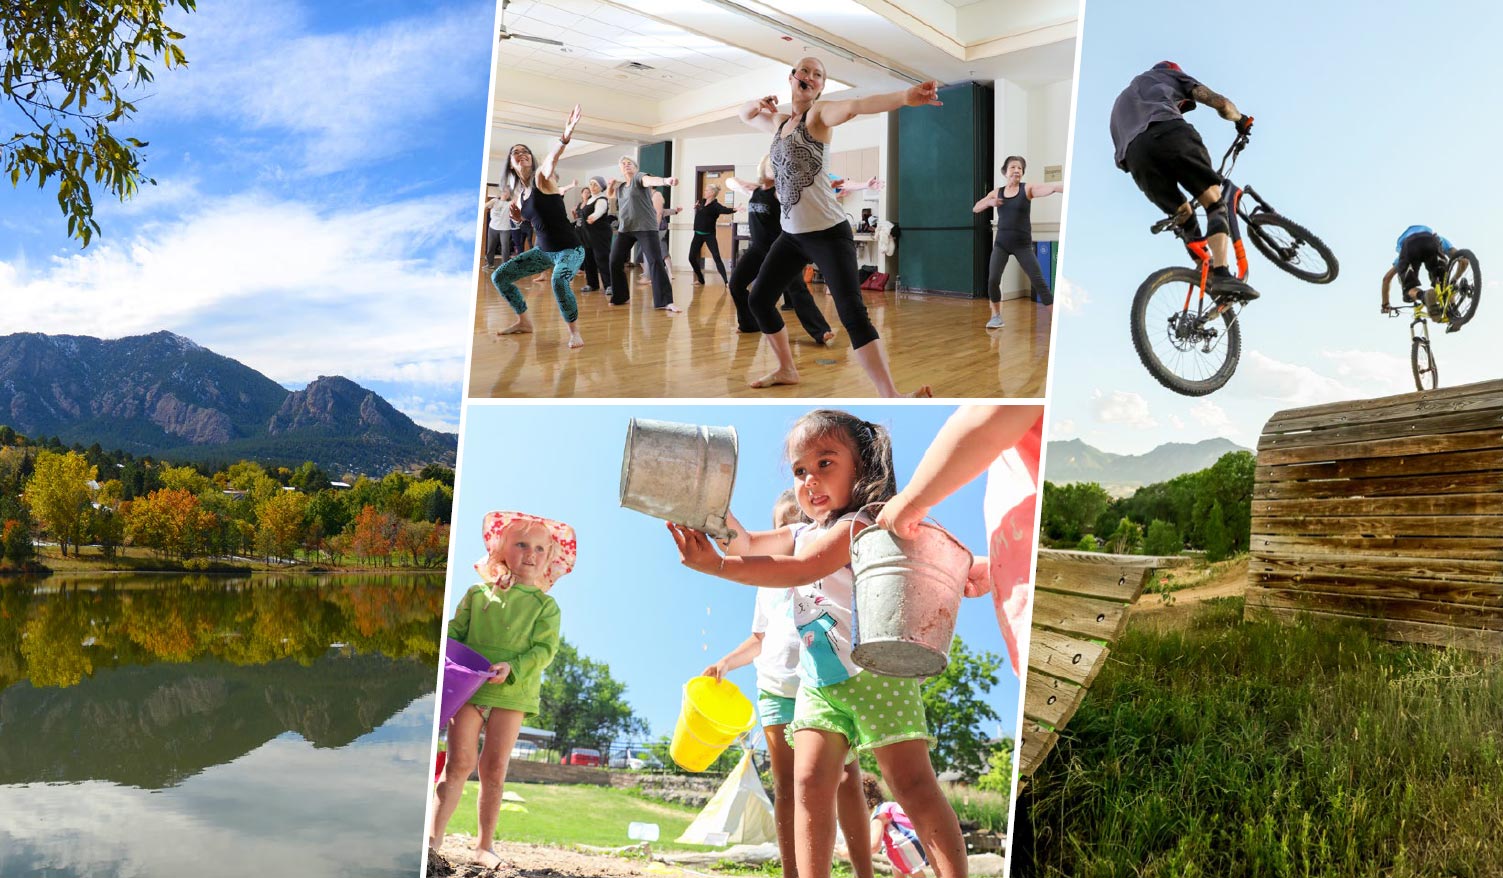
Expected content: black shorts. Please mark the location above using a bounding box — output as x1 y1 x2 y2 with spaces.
1123 119 1221 215
1396 232 1445 292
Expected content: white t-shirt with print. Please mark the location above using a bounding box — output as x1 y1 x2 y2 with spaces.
789 510 871 687
751 586 800 698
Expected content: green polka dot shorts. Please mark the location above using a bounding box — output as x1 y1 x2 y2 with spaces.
787 672 932 753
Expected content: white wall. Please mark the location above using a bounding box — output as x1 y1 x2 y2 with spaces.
990 76 1072 298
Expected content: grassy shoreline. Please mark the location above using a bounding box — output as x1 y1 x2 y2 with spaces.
17 544 442 575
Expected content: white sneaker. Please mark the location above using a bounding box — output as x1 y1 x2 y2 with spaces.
985 315 1005 329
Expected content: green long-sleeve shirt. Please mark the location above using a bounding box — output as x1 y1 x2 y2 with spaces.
448 582 561 716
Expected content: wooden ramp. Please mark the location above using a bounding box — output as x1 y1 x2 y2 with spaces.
1017 549 1160 779
1246 378 1503 652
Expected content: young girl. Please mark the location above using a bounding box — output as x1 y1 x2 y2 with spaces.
668 410 967 878
703 489 872 878
864 774 930 878
489 105 586 349
429 511 574 868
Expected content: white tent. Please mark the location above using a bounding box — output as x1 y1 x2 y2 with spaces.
676 749 778 846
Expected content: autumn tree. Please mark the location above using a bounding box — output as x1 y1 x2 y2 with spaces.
125 487 213 560
256 491 308 562
350 505 396 566
22 449 96 555
3 0 196 245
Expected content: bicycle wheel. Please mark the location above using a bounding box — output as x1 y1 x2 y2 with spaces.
1130 266 1242 396
1445 248 1481 329
1245 211 1339 284
1411 336 1439 391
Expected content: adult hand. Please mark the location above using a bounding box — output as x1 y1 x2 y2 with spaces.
874 492 927 540
488 661 512 681
562 103 582 142
964 557 992 598
508 203 523 223
668 522 723 574
906 81 943 107
702 659 729 681
865 176 884 191
757 95 779 116
666 176 679 187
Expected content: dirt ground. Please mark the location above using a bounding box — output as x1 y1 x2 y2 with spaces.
1130 557 1249 628
427 839 684 878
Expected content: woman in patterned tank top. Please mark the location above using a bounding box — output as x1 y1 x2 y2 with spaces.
736 57 940 398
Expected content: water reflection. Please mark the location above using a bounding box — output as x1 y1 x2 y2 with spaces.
0 574 441 878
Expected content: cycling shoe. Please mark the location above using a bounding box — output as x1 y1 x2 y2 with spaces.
1210 274 1260 302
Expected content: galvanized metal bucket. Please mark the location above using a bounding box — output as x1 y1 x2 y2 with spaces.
850 517 973 678
620 418 739 541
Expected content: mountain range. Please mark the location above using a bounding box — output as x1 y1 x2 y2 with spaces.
1046 436 1252 494
0 331 455 474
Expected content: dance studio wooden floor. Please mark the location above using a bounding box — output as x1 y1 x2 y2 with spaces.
467 266 1052 399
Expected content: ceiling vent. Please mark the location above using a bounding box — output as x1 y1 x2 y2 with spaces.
615 61 656 73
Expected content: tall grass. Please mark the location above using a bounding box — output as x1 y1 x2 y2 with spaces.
943 783 1010 834
1015 597 1503 877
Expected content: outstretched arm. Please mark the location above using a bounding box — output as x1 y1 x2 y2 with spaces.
668 519 860 588
703 632 764 680
1026 182 1064 198
640 174 679 188
812 80 941 129
558 178 579 195
876 405 1043 539
838 175 884 196
538 104 583 181
740 94 787 135
972 189 1000 213
724 176 760 195
1380 266 1398 311
1189 84 1241 122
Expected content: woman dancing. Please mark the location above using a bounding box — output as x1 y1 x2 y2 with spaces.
690 183 736 286
608 158 679 311
726 160 834 344
739 58 935 397
972 156 1062 328
488 106 586 349
577 177 613 294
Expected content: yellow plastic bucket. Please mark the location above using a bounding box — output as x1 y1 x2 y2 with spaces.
669 677 755 772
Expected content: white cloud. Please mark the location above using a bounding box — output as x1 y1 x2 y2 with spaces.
1320 349 1414 398
1169 414 1186 430
1056 276 1091 314
1189 400 1233 431
1048 418 1076 439
1238 350 1363 407
1091 389 1158 429
153 0 492 175
0 191 473 399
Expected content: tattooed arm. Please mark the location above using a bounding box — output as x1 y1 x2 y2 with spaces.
1190 84 1242 122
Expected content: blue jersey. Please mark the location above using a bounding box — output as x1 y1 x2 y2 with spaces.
1393 225 1452 266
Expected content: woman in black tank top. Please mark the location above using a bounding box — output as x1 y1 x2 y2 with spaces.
725 159 834 343
972 155 1064 329
489 105 588 349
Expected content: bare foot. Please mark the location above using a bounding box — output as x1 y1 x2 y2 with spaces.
660 304 683 313
749 369 800 389
902 385 934 398
497 317 533 335
567 330 585 349
472 848 504 871
821 330 837 345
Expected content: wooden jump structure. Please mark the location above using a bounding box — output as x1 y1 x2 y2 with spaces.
1246 378 1503 652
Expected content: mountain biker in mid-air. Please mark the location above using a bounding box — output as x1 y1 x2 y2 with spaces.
1381 225 1467 330
1110 61 1256 300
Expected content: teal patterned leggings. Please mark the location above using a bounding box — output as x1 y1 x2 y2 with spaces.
490 246 584 323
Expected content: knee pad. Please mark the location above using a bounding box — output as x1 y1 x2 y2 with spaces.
1206 202 1230 238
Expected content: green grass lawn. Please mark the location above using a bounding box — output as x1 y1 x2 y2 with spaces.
444 782 721 852
1017 597 1503 878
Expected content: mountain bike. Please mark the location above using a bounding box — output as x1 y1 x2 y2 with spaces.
1384 248 1480 390
1129 127 1339 396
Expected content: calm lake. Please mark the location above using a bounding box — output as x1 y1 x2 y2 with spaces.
0 572 443 878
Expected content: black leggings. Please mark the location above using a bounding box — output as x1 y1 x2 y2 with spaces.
730 240 831 341
689 233 728 284
748 223 877 349
579 227 600 288
987 236 1053 305
583 221 612 289
610 229 673 307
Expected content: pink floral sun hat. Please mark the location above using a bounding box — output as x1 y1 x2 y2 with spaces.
475 511 578 591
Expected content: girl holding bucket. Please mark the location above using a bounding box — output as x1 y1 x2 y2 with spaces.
429 511 574 868
668 410 967 878
703 489 874 878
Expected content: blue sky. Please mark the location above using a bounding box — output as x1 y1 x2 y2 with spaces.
446 404 1028 744
1050 0 1503 455
0 0 493 431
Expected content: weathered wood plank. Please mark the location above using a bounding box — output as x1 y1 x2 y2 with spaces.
1244 586 1503 630
1258 409 1503 452
1032 590 1133 642
1255 428 1503 468
1018 720 1059 779
1254 471 1503 500
1248 570 1503 605
1249 532 1503 561
1026 627 1110 689
1251 514 1503 539
1251 493 1503 518
1023 671 1088 730
1262 379 1503 428
1266 390 1503 436
1035 550 1158 602
1243 601 1503 655
1256 449 1503 483
1249 550 1503 585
